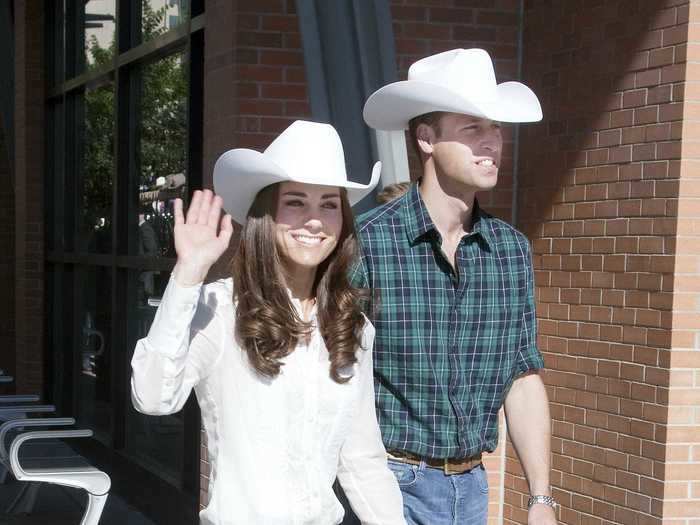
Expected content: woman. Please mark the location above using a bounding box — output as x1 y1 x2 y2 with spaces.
130 121 405 525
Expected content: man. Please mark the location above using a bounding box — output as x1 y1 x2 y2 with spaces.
138 203 160 301
352 49 557 524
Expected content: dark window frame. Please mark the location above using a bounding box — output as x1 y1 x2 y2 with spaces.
45 2 205 523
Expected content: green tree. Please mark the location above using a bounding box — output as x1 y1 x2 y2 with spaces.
82 1 187 244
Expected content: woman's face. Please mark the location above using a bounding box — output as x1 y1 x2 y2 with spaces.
274 181 343 278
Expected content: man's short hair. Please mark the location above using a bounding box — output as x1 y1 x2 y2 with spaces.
407 111 446 161
376 182 411 205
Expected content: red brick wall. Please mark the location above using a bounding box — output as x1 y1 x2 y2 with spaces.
664 3 700 524
234 0 310 151
517 2 689 525
203 0 311 185
390 0 521 221
0 126 15 393
13 0 44 395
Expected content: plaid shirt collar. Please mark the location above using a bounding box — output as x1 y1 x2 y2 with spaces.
402 181 494 247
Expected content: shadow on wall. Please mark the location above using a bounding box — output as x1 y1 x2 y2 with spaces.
517 1 680 241
508 1 684 525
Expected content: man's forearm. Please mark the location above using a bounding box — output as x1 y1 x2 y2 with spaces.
504 371 552 495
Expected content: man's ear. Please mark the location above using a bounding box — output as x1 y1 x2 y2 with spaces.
416 123 436 156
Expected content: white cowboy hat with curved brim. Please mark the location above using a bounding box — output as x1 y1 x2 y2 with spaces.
363 48 543 130
214 120 381 225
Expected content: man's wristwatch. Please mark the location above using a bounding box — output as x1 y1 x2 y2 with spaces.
528 495 558 509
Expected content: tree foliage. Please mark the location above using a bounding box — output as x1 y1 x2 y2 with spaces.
82 1 187 246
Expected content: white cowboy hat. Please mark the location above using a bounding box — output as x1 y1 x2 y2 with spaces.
213 120 381 224
363 48 542 130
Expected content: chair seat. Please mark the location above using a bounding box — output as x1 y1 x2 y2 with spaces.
19 456 93 470
23 466 105 476
18 440 85 461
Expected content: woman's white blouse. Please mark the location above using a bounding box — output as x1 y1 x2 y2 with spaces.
130 277 406 525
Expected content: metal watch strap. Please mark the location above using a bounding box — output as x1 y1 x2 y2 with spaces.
527 495 557 509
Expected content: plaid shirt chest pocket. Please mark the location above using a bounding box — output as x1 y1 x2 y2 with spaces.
451 241 530 423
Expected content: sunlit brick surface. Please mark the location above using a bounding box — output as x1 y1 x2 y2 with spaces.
517 2 693 525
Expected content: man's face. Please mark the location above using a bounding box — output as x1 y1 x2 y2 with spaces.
422 113 503 192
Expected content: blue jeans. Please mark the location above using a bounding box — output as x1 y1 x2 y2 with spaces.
336 460 489 525
387 459 489 525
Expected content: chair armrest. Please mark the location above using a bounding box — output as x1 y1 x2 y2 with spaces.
9 429 111 496
0 405 56 418
10 430 94 478
0 418 76 465
0 395 41 404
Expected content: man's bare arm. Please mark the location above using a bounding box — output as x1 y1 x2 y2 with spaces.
504 371 557 524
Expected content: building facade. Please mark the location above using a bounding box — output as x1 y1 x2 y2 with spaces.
3 1 700 524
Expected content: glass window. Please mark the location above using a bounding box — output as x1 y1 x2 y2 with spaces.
77 82 115 254
81 0 117 74
76 266 113 443
46 3 203 520
125 272 184 485
134 52 188 258
48 1 66 86
142 0 190 43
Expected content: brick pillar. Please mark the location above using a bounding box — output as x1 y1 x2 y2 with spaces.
233 0 311 150
14 0 44 395
664 2 700 523
200 0 313 509
517 1 690 525
200 0 238 509
0 123 15 391
202 0 238 184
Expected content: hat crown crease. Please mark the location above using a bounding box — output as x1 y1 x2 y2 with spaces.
409 49 499 104
263 121 348 185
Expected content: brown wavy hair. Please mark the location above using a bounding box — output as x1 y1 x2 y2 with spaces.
231 183 367 383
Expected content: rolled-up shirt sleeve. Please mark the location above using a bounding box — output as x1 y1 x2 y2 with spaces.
131 277 225 415
336 322 406 525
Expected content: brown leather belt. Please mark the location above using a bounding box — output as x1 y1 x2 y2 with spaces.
387 449 483 475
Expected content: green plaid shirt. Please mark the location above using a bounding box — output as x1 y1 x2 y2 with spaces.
353 183 544 459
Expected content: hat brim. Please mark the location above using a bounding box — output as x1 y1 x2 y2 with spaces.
363 80 543 130
214 149 381 225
